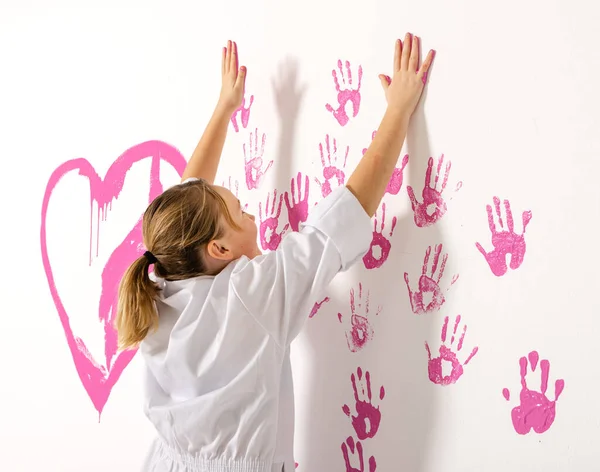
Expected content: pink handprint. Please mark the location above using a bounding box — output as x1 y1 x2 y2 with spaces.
315 134 349 198
425 315 478 386
284 172 310 231
475 196 532 277
326 60 363 127
258 190 289 251
404 244 459 315
407 154 461 227
342 367 385 440
222 176 247 210
363 202 397 270
309 296 330 319
363 130 409 196
230 94 254 132
502 351 565 435
338 283 381 352
341 436 377 472
244 128 273 190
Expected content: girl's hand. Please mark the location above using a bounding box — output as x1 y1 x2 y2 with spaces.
378 33 435 116
218 40 247 112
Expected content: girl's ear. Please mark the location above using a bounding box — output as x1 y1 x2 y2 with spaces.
206 239 233 261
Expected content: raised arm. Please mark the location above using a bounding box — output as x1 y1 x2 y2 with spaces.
346 33 435 216
181 40 247 183
232 34 436 347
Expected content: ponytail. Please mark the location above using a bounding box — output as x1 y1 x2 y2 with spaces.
115 178 236 350
115 255 160 350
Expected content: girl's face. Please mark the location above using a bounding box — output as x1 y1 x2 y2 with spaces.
214 186 261 260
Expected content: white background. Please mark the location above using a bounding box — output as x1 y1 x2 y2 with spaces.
1 0 599 470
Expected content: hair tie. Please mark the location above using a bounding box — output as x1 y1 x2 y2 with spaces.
143 251 158 264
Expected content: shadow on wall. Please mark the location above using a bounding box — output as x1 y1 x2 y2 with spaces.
384 85 441 472
296 83 442 471
271 56 307 193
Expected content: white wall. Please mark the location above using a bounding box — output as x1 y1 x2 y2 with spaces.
2 0 599 470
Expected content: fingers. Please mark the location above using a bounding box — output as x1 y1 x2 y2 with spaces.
225 40 232 73
229 40 238 72
409 35 420 72
425 341 432 359
283 191 292 211
224 40 247 91
378 74 390 93
522 210 533 232
423 245 432 275
401 32 412 70
394 39 402 72
418 49 436 84
493 196 504 228
403 272 411 288
407 185 418 208
505 199 514 232
235 66 247 90
221 46 226 76
398 33 434 77
485 204 496 233
223 40 240 76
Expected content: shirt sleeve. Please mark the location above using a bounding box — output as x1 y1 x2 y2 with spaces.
230 185 373 347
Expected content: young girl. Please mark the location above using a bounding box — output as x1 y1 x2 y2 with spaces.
117 35 434 472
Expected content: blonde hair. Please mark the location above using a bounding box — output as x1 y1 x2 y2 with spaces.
115 179 239 350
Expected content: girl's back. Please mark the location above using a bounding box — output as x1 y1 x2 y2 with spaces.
141 184 371 472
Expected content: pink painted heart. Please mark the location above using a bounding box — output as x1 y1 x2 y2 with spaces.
40 140 186 418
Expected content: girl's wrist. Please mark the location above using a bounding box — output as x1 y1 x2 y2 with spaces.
215 97 237 116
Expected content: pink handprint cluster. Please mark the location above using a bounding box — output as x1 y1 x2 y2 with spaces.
236 98 311 253
257 53 552 467
36 40 567 471
341 367 383 471
231 93 273 193
257 172 310 252
401 165 479 389
280 49 556 468
399 148 554 435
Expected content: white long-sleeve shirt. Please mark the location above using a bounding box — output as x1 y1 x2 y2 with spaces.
140 184 373 472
